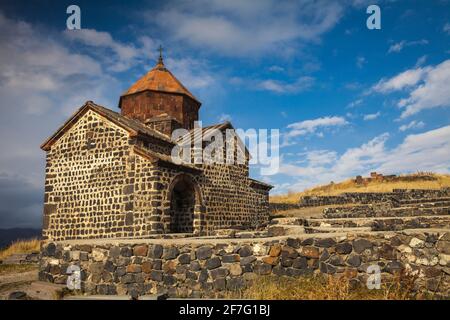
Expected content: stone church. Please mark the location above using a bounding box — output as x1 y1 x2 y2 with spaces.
40 52 272 241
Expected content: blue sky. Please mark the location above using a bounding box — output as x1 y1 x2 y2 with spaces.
0 0 450 227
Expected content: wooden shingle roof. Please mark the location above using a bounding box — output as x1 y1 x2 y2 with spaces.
119 56 200 106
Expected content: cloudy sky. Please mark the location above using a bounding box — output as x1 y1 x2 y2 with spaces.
0 0 449 228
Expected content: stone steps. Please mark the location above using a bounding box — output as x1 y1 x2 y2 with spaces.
307 215 450 227
323 206 450 219
393 197 450 206
304 226 372 234
395 201 450 208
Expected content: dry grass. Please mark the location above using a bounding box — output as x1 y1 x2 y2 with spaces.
0 264 38 275
0 238 41 261
227 274 424 300
271 173 450 204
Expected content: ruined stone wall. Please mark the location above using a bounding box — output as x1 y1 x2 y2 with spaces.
43 110 137 241
39 231 450 298
300 189 450 207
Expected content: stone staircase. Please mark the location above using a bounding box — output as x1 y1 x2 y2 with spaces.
269 191 450 237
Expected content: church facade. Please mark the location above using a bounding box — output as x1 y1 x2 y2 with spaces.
40 53 272 241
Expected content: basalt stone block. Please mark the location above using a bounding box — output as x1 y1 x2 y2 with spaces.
292 257 308 269
300 246 320 259
272 265 286 276
379 244 396 260
301 238 314 246
115 267 126 278
206 257 221 270
281 257 293 268
384 261 404 274
148 245 163 259
176 264 188 274
268 244 282 257
152 259 162 270
198 269 209 282
44 243 56 257
150 270 163 282
163 275 176 286
353 239 373 254
254 263 272 275
222 254 240 263
241 264 253 273
178 253 191 265
120 247 132 257
126 264 142 273
109 246 121 259
210 267 229 280
286 238 300 249
329 255 345 266
196 246 213 260
281 246 298 259
336 242 353 254
262 256 279 266
186 271 198 280
104 260 116 273
120 273 134 284
240 255 256 266
320 249 330 262
190 261 201 271
315 238 336 248
141 261 153 274
162 247 179 260
238 246 253 257
346 254 362 267
133 245 148 257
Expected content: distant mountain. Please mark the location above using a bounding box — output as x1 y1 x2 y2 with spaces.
0 228 41 249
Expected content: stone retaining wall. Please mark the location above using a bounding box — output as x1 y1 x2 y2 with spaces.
269 203 300 213
300 189 450 207
39 232 450 298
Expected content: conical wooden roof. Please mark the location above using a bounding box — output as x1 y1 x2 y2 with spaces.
120 55 200 104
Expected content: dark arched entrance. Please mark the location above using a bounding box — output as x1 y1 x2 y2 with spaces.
169 175 197 233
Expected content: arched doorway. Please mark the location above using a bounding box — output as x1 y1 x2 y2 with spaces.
168 174 200 233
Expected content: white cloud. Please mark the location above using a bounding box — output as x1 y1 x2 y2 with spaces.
64 29 157 72
268 65 284 72
277 125 450 192
286 116 348 138
415 55 427 67
398 60 450 118
258 76 314 93
443 23 450 35
372 67 430 93
399 120 425 132
347 99 363 108
363 112 380 121
372 59 450 118
356 56 366 68
149 0 344 56
388 39 428 53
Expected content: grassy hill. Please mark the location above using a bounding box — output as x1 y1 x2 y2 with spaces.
270 173 450 204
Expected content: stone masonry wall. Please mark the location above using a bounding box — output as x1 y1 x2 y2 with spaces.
42 110 136 241
39 231 450 298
